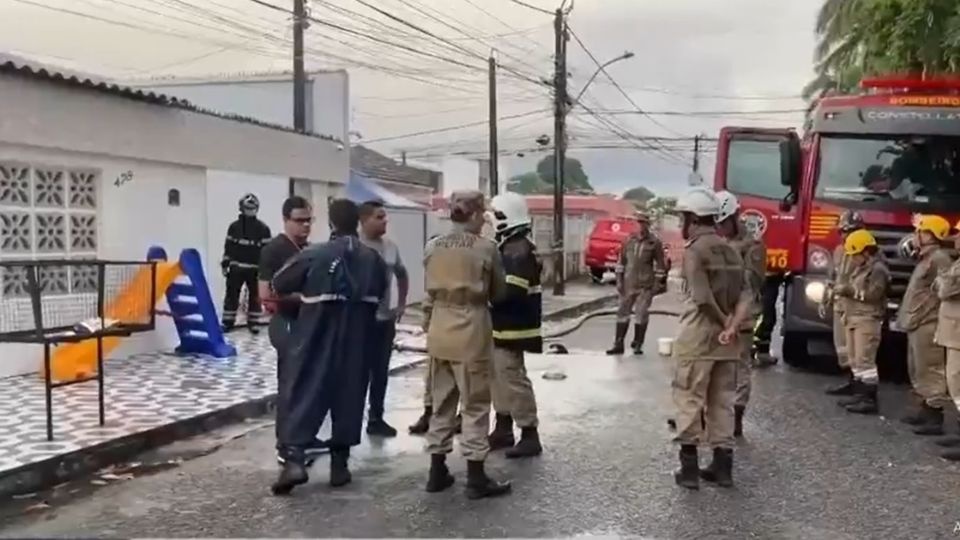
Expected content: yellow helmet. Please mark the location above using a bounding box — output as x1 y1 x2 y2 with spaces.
844 229 878 256
915 214 951 240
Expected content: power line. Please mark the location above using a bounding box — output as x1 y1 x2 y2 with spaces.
509 0 554 15
362 109 550 143
584 108 807 116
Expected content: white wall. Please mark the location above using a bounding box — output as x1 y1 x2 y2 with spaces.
385 208 426 306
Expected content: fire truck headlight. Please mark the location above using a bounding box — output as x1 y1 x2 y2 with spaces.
807 246 832 273
805 281 826 304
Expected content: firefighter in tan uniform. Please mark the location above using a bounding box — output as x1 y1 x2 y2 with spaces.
608 211 667 355
897 215 954 435
422 190 511 500
714 191 765 438
933 220 960 461
671 188 744 490
822 211 865 396
835 230 889 415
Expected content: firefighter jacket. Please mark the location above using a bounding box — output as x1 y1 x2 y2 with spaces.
491 234 543 353
839 256 889 323
617 231 666 293
729 227 766 331
897 245 953 332
423 223 508 363
826 244 854 314
935 257 960 349
222 215 272 272
673 225 744 361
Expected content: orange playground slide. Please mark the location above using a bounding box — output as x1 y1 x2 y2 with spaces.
48 262 182 383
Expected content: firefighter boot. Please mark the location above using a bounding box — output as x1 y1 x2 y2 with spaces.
845 384 879 415
425 453 455 493
631 323 648 355
329 446 352 488
488 414 515 450
465 460 512 500
506 427 543 458
606 322 629 355
912 404 945 436
699 447 734 488
941 448 960 462
837 380 865 408
734 405 745 438
900 395 928 426
935 423 960 448
408 406 431 435
271 450 308 496
455 413 463 434
825 371 855 396
674 445 699 490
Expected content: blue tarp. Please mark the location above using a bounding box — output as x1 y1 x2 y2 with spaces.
345 171 424 209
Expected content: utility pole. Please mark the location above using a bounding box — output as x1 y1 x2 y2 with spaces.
551 8 568 296
692 134 700 173
291 0 307 196
488 53 499 198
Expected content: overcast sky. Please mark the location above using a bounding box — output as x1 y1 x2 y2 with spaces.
0 0 820 197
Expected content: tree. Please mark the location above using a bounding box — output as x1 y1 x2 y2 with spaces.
506 171 551 194
535 156 593 194
622 186 656 205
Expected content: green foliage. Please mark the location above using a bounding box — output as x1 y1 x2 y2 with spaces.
507 171 551 194
622 186 657 204
535 156 594 194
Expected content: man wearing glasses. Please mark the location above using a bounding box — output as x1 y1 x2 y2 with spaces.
258 196 329 466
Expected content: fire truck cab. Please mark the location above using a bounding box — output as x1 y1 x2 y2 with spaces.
714 77 960 372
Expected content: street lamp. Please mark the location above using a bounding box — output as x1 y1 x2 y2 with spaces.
573 51 634 105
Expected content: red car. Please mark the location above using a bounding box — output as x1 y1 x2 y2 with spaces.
585 217 674 284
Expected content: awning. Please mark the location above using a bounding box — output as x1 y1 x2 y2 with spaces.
345 171 424 209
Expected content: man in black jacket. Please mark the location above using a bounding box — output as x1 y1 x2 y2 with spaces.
221 193 272 334
486 192 544 458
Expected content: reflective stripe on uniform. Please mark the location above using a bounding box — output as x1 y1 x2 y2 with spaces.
505 274 530 290
854 367 879 383
229 262 259 269
493 328 541 340
227 237 263 247
300 294 381 304
529 285 543 295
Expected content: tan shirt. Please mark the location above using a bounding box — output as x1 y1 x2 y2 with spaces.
898 246 953 332
843 256 889 322
423 223 507 363
828 244 854 314
729 227 766 329
617 231 666 292
673 225 744 361
935 257 960 349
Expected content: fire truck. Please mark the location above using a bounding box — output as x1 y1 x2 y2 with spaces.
713 77 960 372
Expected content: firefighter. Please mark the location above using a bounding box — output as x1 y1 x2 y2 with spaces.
933 221 960 461
270 199 388 495
822 210 865 396
486 192 544 458
221 193 272 334
423 191 511 499
607 210 667 355
898 215 953 434
714 191 765 438
834 230 889 415
671 187 744 490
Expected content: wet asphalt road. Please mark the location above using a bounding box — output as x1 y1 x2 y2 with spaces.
3 313 960 539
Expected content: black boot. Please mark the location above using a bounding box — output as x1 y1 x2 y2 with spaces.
825 372 855 396
699 447 734 487
674 445 699 490
942 448 960 462
488 414 515 450
734 406 745 438
329 446 352 487
271 449 308 496
455 413 463 435
912 404 945 436
935 425 960 448
408 406 431 435
845 384 878 415
837 380 865 407
606 322 629 355
506 427 543 458
900 398 928 426
465 460 511 499
425 453 455 493
631 323 648 355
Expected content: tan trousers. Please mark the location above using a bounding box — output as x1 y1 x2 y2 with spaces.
946 349 960 413
833 309 848 369
422 363 432 407
491 347 539 428
735 331 752 408
425 357 491 461
615 287 654 325
908 322 948 408
673 358 737 448
845 318 881 384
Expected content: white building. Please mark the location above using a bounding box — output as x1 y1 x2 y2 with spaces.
0 54 346 377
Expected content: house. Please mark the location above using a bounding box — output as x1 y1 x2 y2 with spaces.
350 145 438 205
0 53 345 377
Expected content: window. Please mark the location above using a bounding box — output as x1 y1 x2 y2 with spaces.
167 188 181 207
726 139 789 200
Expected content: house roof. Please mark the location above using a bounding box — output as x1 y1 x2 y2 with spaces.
0 52 340 142
124 69 346 87
351 145 439 188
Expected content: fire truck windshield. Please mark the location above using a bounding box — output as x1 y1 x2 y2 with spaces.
817 135 960 210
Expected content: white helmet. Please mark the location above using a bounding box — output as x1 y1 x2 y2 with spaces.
715 190 740 222
238 193 260 214
490 192 531 236
676 187 720 217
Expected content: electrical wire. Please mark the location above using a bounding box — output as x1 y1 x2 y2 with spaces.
362 108 550 143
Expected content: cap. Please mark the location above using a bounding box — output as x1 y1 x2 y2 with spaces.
449 190 486 217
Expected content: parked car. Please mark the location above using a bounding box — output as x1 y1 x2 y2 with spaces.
584 217 638 283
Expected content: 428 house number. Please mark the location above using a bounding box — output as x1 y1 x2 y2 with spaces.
114 170 133 187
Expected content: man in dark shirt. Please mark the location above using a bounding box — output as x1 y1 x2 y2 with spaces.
258 196 328 465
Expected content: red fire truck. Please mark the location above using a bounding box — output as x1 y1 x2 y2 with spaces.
713 77 960 372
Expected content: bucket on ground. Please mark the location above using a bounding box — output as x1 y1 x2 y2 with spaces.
658 337 674 357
